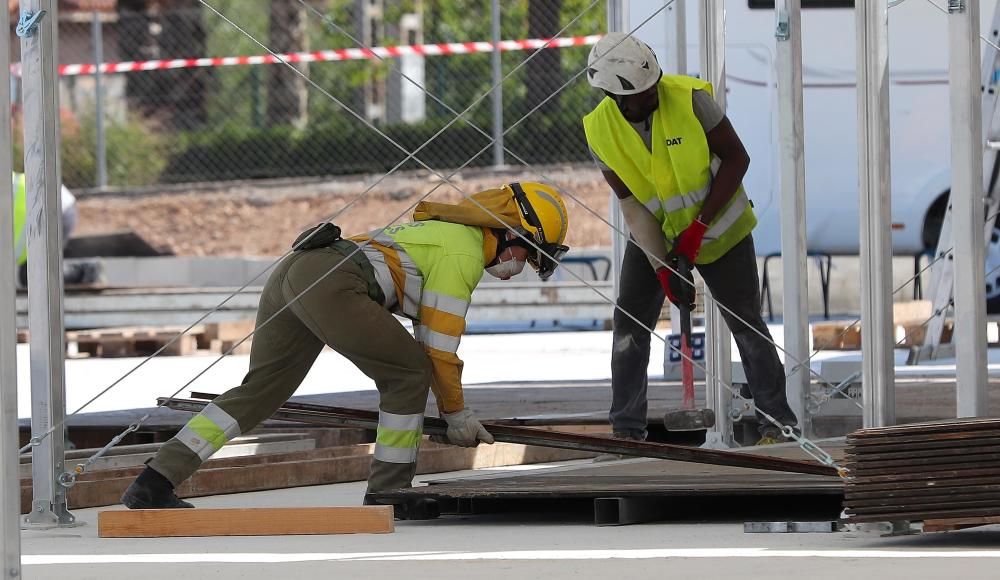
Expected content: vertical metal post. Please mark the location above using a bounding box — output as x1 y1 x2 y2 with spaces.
92 11 107 189
0 2 21 575
20 0 75 527
949 0 988 417
608 0 628 298
490 0 504 168
856 0 895 428
699 0 734 447
663 0 686 75
774 0 810 435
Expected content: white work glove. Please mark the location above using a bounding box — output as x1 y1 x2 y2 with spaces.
440 409 494 447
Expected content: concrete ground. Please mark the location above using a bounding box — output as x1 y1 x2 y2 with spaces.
18 460 1000 580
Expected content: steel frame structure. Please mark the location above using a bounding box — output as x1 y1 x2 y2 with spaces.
10 2 992 563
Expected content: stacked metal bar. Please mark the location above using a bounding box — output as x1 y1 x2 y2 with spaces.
843 418 1000 523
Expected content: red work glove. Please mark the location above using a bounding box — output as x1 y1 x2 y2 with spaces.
656 263 695 310
656 267 674 303
673 219 709 263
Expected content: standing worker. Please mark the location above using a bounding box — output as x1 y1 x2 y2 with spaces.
582 33 797 445
122 182 570 519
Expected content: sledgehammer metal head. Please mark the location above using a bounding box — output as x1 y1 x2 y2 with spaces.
663 408 716 431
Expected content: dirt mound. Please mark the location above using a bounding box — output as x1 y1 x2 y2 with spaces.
75 165 614 257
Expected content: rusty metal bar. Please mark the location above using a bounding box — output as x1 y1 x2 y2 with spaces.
165 393 839 477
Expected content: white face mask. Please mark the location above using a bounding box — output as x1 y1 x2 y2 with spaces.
486 248 526 280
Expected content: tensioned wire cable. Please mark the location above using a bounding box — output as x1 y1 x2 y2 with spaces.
179 0 843 471
294 0 879 411
791 0 1000 381
271 0 1000 462
786 206 1000 395
65 1 845 475
60 2 741 477
21 0 608 457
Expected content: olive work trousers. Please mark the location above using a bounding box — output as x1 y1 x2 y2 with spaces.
147 245 433 495
610 234 799 439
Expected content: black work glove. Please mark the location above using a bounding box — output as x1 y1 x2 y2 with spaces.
665 255 695 310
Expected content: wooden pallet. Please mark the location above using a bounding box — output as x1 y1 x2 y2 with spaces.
811 320 956 351
98 506 394 537
66 325 205 358
63 320 258 358
200 320 256 355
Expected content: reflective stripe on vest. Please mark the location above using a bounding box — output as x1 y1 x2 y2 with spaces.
374 410 423 464
583 76 757 264
356 232 424 319
175 403 242 461
12 173 27 266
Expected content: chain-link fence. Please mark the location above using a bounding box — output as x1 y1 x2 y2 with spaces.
10 0 606 190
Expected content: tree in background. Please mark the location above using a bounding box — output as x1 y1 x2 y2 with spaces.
267 0 310 128
525 0 563 115
117 0 211 130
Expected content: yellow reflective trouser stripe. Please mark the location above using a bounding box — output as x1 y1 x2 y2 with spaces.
376 428 422 449
374 411 423 464
176 403 241 461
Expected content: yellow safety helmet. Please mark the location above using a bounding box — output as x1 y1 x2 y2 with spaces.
502 181 570 280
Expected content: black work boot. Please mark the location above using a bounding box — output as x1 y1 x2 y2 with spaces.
363 494 440 520
121 466 194 509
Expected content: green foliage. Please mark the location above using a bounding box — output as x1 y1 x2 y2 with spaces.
159 1 607 184
59 111 169 189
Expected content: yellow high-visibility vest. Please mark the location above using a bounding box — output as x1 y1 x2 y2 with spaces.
12 173 27 266
583 75 756 264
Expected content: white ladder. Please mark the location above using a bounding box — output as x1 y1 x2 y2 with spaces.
919 2 1000 360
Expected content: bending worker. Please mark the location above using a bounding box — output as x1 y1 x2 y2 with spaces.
11 171 101 286
122 182 570 519
583 33 797 445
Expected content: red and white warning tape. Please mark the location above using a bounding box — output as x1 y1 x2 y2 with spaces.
14 34 601 78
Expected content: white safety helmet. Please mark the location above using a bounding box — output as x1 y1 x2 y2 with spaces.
586 32 661 95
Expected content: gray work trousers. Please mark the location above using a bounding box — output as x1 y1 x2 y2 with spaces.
610 234 798 438
148 244 433 495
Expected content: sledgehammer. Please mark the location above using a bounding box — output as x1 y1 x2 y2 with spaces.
663 256 716 431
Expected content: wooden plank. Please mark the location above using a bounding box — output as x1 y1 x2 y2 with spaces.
97 506 394 538
923 515 1000 533
19 441 595 513
811 321 860 350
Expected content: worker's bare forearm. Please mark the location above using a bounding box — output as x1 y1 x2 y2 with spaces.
700 117 750 225
602 169 635 200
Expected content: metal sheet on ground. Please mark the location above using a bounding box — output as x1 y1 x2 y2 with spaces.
373 456 843 501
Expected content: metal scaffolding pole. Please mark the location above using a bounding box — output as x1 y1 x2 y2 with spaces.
92 11 107 189
699 0 734 447
608 0 628 298
0 3 21 574
490 0 504 168
663 0 686 75
19 0 75 526
856 0 895 428
949 0 988 417
774 0 809 435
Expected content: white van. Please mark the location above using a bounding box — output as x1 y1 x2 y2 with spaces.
628 0 1000 308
